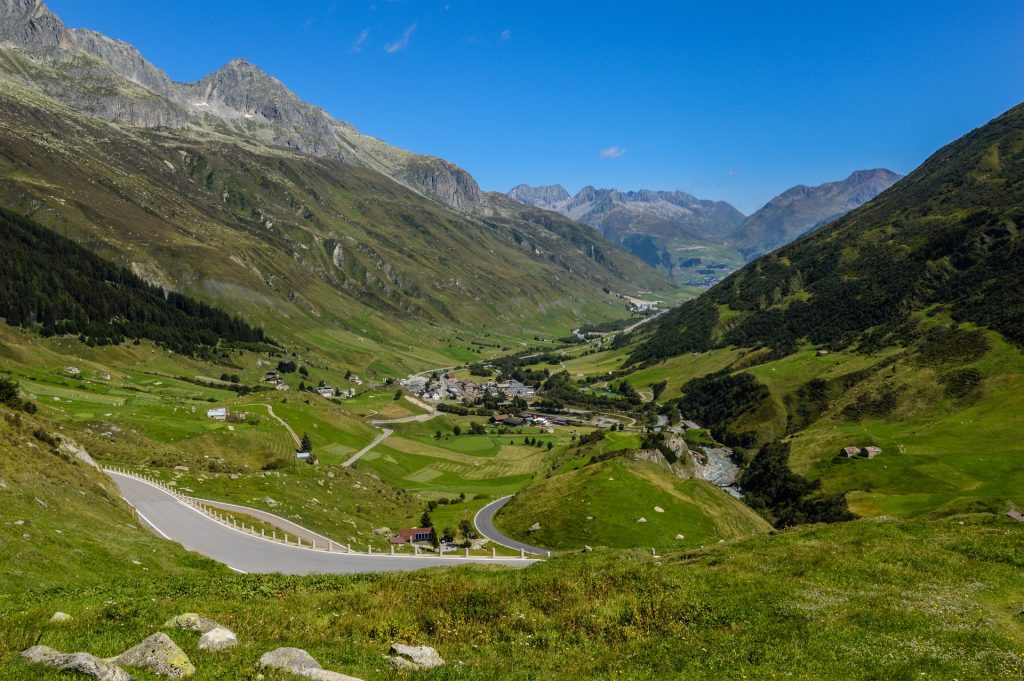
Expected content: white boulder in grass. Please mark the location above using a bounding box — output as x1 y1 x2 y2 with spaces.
387 643 446 670
197 627 237 651
259 647 364 681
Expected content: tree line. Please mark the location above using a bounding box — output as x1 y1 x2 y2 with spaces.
0 208 268 356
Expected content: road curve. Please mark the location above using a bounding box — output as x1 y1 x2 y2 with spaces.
474 496 551 557
109 472 537 574
192 497 338 548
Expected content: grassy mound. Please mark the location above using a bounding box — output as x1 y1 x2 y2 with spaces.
493 458 771 550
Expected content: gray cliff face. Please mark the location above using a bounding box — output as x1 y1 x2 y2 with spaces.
508 184 570 210
400 158 483 214
0 0 485 214
0 0 70 51
732 168 902 258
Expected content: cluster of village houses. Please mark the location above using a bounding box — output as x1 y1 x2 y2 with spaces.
400 373 535 404
490 413 557 430
261 370 361 399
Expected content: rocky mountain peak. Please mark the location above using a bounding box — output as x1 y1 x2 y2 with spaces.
507 184 571 210
0 0 493 215
732 168 902 258
0 0 70 51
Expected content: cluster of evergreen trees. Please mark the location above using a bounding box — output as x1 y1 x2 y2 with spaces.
0 209 267 355
674 371 770 449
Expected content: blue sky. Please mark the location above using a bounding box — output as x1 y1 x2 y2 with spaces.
49 0 1024 213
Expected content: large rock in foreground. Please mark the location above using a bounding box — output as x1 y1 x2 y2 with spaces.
259 647 363 681
21 646 132 681
111 633 194 678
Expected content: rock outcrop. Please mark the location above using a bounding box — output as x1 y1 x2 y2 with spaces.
21 646 132 681
162 613 222 634
111 633 194 679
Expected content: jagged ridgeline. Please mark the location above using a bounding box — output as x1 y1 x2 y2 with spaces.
628 103 1024 365
0 208 268 354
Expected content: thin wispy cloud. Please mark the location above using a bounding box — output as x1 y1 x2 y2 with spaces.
500 29 512 42
600 146 627 159
352 28 370 52
385 23 417 53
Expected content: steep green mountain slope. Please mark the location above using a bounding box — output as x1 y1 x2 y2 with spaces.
0 208 267 354
630 103 1024 366
601 103 1024 523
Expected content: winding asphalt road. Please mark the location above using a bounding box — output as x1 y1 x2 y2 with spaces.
474 496 551 556
109 472 537 574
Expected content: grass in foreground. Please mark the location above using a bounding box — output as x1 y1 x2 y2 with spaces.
2 413 1023 680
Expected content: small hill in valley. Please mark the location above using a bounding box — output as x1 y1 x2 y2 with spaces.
494 458 770 550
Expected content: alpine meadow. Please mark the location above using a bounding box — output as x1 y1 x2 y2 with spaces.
0 1 1022 680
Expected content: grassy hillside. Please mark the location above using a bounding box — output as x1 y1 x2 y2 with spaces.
531 102 1024 527
495 458 770 550
0 60 674 374
630 102 1024 366
1 420 1022 679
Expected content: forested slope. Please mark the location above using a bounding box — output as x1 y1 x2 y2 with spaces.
629 102 1024 365
0 208 267 355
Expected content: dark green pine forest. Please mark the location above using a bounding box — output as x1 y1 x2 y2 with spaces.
0 208 268 355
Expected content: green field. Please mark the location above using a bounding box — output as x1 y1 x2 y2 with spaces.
357 416 573 498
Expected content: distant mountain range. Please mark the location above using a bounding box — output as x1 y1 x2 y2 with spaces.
732 169 903 258
509 170 901 285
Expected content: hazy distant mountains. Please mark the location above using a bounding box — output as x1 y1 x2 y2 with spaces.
509 170 901 284
509 185 745 243
732 169 903 258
